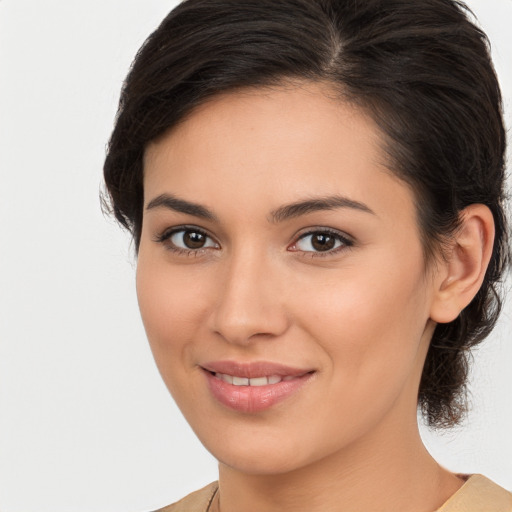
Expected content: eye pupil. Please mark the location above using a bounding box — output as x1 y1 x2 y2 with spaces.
312 233 335 251
184 231 206 249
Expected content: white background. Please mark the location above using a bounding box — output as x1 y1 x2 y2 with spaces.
0 1 510 511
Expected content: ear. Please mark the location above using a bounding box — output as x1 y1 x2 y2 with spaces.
430 204 495 324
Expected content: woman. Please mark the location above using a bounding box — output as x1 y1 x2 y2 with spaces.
103 0 511 510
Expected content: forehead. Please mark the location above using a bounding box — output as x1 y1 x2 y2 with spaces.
143 82 381 165
143 83 414 224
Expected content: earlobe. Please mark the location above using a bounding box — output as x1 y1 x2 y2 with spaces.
430 204 495 324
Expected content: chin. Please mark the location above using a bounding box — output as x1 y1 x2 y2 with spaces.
217 450 306 476
200 428 321 476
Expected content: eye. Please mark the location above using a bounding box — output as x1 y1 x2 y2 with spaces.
170 229 217 249
290 229 353 255
156 227 219 253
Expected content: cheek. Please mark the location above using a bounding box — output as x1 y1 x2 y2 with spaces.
135 256 208 371
294 252 430 391
286 268 430 449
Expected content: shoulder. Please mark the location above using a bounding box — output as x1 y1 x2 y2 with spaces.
438 475 512 512
154 482 219 512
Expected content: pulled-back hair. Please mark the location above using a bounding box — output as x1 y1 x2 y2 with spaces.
103 0 509 428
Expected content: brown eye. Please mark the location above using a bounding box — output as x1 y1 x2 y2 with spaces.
311 233 336 251
293 230 351 254
168 229 218 251
183 231 207 249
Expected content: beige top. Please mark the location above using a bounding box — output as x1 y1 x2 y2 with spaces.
156 475 512 512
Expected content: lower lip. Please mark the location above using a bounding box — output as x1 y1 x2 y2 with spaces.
204 371 313 413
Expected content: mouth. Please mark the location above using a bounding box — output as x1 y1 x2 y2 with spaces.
211 373 298 386
200 361 315 413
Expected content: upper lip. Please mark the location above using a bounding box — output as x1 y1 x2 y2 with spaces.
201 360 314 379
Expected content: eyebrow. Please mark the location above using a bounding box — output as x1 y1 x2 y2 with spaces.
146 193 218 221
270 195 375 223
145 193 375 223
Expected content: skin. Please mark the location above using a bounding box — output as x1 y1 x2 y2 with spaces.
137 83 494 512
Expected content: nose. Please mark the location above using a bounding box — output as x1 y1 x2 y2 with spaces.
208 249 290 345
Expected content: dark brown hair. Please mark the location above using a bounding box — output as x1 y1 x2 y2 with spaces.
103 0 510 428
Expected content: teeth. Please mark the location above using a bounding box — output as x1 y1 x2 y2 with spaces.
214 373 285 386
249 377 268 387
220 373 233 384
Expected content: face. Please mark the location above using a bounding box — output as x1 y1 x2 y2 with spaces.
137 83 439 475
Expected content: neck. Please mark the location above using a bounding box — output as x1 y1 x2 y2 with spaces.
216 413 463 512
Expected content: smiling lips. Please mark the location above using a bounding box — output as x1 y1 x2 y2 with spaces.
202 361 314 413
214 373 296 386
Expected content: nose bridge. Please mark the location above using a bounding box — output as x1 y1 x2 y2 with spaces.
211 245 287 344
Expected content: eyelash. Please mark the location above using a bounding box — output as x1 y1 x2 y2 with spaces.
154 226 354 258
290 228 354 258
154 226 218 257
